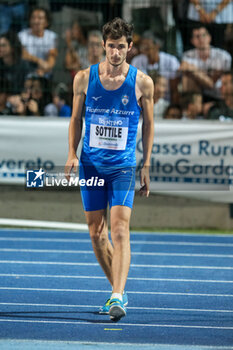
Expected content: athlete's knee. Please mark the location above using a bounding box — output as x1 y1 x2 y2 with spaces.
88 219 108 246
111 220 129 244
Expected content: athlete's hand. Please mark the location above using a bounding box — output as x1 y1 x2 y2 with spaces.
139 166 150 197
64 155 79 181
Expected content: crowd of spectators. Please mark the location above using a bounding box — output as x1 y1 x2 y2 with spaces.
0 1 233 121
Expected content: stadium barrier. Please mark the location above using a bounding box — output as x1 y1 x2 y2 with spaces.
0 116 233 203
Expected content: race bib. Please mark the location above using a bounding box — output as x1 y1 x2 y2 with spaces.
89 115 129 150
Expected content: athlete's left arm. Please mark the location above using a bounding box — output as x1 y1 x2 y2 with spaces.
139 74 154 197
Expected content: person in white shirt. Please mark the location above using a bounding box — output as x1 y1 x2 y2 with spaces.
18 7 58 77
180 25 231 98
131 31 180 103
187 0 233 48
188 0 233 24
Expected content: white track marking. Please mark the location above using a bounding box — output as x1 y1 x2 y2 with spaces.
0 302 233 313
1 226 233 238
0 237 233 247
0 248 232 258
0 287 232 297
0 273 232 284
0 260 232 269
0 318 232 330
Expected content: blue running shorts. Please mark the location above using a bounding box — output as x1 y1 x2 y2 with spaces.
79 164 136 211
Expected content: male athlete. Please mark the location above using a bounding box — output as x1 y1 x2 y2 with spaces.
65 18 154 321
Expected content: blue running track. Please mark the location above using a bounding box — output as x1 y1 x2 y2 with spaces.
0 228 232 350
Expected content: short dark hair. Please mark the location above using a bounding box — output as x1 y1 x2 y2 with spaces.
29 7 51 28
164 104 182 119
102 17 134 45
191 24 210 37
54 83 69 104
0 31 22 63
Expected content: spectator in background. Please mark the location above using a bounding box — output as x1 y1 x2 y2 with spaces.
83 31 105 68
187 0 233 49
181 92 203 119
0 77 11 115
7 76 51 116
207 71 233 120
64 20 87 78
172 0 190 53
65 30 104 78
44 83 71 117
180 25 231 100
126 33 140 63
0 31 30 95
150 72 169 119
0 1 28 35
18 7 58 78
164 104 183 119
131 31 180 103
224 23 233 59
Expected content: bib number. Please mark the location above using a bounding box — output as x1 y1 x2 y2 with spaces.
89 115 129 150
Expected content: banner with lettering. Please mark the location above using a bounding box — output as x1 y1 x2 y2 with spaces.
0 117 233 202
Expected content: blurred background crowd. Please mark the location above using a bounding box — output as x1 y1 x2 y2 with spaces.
1 0 233 120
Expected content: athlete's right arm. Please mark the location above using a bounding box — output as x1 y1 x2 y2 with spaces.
65 69 89 181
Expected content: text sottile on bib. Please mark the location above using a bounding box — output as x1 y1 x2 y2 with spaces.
89 114 129 150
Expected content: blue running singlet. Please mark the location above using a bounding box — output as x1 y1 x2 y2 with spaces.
80 63 141 168
79 63 141 211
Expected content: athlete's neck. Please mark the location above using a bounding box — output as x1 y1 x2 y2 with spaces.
104 60 129 78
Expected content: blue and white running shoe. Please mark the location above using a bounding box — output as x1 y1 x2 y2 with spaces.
109 298 127 320
99 292 128 314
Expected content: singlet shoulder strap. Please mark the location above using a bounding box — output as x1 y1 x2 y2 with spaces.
127 64 138 83
86 63 99 95
89 63 99 79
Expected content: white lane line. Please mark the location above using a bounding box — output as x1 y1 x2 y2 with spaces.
0 287 232 297
1 248 233 258
0 318 232 330
0 260 232 270
1 302 233 313
0 274 233 284
0 237 233 247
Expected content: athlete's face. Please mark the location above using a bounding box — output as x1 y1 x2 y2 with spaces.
103 36 132 67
